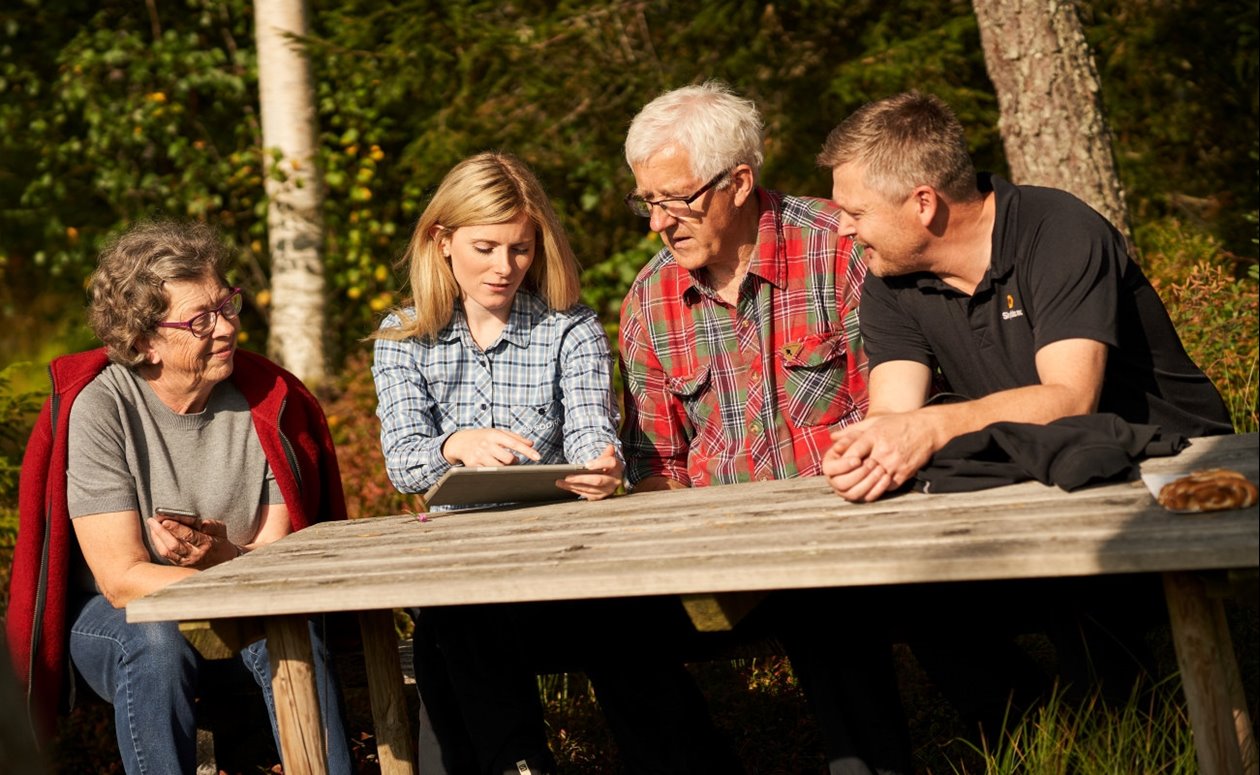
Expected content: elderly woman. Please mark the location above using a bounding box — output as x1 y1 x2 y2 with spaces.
5 221 351 773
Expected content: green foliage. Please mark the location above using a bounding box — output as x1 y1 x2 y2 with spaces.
580 231 662 341
0 0 271 363
319 349 424 520
954 683 1197 775
1137 218 1260 432
1089 0 1259 253
0 362 43 529
1 0 261 273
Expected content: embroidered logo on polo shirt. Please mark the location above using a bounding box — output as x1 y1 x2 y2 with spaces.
1002 293 1025 320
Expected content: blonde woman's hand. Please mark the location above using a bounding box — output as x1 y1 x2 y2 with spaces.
557 444 624 501
442 428 541 467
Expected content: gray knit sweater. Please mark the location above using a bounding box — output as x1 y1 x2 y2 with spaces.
67 364 281 578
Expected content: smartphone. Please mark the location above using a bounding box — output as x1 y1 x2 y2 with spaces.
155 506 199 521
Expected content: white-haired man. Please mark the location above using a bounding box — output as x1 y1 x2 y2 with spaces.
616 81 910 775
620 80 870 489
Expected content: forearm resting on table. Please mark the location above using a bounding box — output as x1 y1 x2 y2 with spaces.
98 562 196 609
862 341 1105 458
912 380 1101 447
828 362 1102 498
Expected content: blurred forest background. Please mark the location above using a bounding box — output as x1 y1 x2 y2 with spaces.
2 0 1256 520
1 0 1257 771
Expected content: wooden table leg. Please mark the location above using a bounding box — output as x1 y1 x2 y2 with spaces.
1210 584 1260 775
359 609 416 774
265 615 328 775
1163 571 1256 775
681 591 767 632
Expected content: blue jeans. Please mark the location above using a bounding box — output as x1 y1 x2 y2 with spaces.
69 594 352 774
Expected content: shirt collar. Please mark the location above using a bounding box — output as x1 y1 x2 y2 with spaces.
437 290 546 349
973 173 1017 294
984 172 1017 277
750 187 787 290
680 187 785 304
909 173 1015 296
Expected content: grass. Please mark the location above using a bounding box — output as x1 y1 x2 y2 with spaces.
532 648 1224 775
953 681 1198 775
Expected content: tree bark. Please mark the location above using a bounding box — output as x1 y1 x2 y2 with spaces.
254 0 327 385
972 0 1133 245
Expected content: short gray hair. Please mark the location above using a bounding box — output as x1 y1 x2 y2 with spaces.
818 91 977 203
625 80 764 183
87 220 231 367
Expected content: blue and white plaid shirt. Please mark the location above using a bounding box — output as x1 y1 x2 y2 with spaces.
373 291 621 495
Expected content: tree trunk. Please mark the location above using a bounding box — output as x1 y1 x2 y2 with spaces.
254 0 327 385
972 0 1133 245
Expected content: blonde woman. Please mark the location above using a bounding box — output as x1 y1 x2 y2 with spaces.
372 152 628 773
373 151 622 502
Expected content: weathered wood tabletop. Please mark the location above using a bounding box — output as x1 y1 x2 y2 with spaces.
128 432 1259 775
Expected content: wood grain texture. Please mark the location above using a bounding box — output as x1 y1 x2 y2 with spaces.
264 616 327 775
129 434 1258 623
1164 571 1253 775
358 610 415 775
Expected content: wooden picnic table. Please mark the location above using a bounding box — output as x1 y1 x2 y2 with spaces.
127 432 1259 775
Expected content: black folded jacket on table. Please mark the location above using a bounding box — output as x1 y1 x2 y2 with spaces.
914 413 1188 493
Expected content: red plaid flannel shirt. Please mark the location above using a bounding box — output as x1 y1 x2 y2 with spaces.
619 188 869 487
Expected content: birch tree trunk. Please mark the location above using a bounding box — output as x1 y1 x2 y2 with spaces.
972 0 1133 244
254 0 327 384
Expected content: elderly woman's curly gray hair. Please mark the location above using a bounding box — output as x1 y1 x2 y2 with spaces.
88 220 231 367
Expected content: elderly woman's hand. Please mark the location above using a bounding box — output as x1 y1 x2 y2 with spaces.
147 512 240 570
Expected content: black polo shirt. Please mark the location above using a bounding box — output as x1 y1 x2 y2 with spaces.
860 174 1232 437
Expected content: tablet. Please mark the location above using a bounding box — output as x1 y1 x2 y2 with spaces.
423 463 588 508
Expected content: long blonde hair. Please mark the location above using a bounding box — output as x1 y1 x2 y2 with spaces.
376 152 581 341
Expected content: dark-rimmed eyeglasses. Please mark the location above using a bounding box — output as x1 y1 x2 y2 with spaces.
156 287 243 339
624 169 731 219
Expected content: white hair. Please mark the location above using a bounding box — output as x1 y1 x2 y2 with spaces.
625 80 764 183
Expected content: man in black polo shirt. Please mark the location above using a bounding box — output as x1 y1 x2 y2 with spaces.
817 91 1231 503
814 91 1233 737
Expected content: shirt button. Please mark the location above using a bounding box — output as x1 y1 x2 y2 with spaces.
749 420 763 434
756 472 772 482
